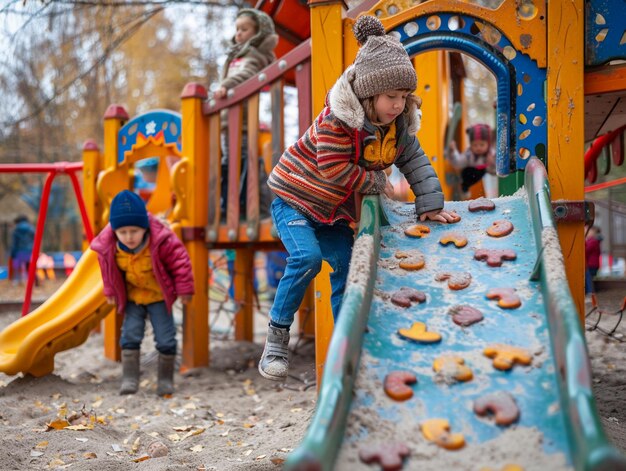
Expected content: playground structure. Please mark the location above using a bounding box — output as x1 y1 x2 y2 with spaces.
0 0 625 468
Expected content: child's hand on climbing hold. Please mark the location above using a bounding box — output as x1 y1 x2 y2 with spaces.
419 209 456 223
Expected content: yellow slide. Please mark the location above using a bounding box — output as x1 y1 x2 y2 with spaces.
0 249 112 377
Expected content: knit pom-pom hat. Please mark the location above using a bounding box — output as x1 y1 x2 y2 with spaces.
466 124 492 145
109 190 149 230
351 15 417 99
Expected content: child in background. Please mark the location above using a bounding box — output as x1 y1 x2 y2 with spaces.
215 8 278 218
259 15 455 381
448 123 496 198
585 225 602 296
10 215 35 285
91 190 194 396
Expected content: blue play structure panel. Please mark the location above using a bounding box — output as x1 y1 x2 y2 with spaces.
344 194 571 467
117 110 182 163
390 12 547 173
585 0 626 66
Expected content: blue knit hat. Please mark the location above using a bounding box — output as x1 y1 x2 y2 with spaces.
109 190 149 230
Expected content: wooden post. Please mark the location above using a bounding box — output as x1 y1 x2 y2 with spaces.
414 52 448 191
234 247 255 341
309 0 345 386
547 0 585 321
101 105 129 363
81 139 102 246
180 83 210 371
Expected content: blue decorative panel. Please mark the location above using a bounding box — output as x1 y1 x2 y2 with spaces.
117 109 182 163
586 0 626 66
389 13 547 174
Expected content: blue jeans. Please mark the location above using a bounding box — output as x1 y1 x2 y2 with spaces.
269 197 355 326
120 301 177 355
585 267 599 294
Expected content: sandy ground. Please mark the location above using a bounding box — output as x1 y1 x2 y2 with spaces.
0 278 624 470
0 278 317 471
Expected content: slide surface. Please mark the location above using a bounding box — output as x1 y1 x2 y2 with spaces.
0 249 110 377
335 194 569 470
286 158 626 471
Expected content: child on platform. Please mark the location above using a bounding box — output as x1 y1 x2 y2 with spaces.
258 15 455 381
215 8 278 217
448 123 497 198
91 190 194 396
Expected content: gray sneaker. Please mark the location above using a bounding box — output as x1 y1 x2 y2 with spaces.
258 325 290 381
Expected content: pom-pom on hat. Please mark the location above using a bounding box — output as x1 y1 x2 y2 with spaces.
466 124 492 145
109 190 149 230
351 15 417 99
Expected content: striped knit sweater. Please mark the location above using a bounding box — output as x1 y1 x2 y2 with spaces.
268 65 444 224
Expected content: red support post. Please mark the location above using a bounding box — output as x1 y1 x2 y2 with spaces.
0 162 94 315
23 171 56 316
67 170 94 242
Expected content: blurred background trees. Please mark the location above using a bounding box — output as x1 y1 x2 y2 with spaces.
0 0 244 255
0 0 498 257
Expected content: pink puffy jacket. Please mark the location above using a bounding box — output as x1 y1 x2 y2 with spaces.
91 214 195 314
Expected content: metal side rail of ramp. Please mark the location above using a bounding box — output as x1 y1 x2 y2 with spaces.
285 157 626 471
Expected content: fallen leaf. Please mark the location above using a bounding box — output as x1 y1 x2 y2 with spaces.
255 454 267 460
46 419 70 431
132 455 151 462
65 424 93 431
83 452 97 459
35 441 49 449
243 423 255 428
91 399 103 408
173 425 192 432
243 450 253 456
220 429 230 437
30 451 44 458
132 437 141 453
75 438 88 443
51 393 62 400
168 433 182 442
181 428 205 441
190 445 204 453
271 458 285 465
290 408 302 413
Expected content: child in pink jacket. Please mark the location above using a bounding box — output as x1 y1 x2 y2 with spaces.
91 190 194 396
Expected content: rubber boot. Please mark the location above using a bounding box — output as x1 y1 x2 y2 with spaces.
157 353 176 396
258 325 290 381
119 349 140 395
